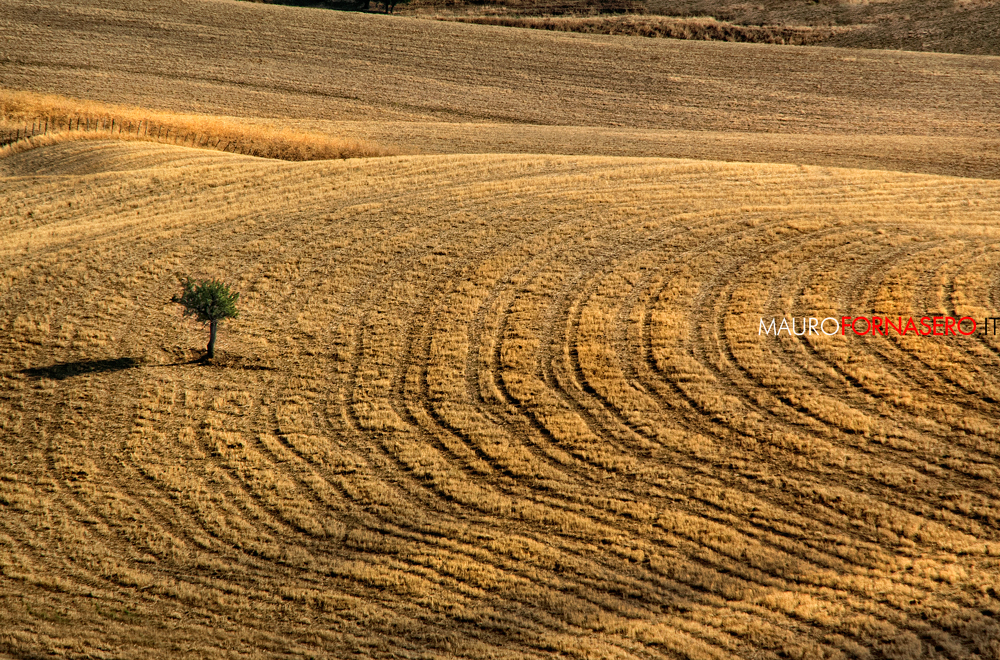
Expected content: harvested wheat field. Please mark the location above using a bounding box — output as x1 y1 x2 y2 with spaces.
3 0 1000 177
3 0 1000 657
3 139 1000 658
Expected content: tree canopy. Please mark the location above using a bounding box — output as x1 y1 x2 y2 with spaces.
172 277 240 359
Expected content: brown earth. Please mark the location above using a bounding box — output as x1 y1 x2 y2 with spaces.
405 0 1000 56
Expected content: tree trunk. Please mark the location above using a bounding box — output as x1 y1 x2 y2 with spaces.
207 319 218 359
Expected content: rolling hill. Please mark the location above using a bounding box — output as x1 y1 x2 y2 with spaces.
2 0 999 178
2 0 1000 658
4 137 1000 658
254 0 1000 57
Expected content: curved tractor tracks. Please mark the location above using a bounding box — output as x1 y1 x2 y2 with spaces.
2 145 1000 658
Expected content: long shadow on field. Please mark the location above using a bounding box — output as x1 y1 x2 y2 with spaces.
18 354 277 379
19 357 142 380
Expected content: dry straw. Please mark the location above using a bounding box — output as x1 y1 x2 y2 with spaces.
0 90 394 160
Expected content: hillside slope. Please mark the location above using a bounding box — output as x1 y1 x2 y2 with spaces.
2 0 999 176
644 0 1000 55
417 0 1000 57
3 141 1000 657
266 0 1000 57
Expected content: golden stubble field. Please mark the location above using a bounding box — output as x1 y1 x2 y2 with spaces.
3 0 1000 657
2 140 1000 658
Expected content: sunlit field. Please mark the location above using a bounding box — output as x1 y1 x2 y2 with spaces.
3 141 1000 657
3 0 1000 657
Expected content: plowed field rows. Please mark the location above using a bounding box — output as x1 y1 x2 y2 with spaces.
2 141 1000 657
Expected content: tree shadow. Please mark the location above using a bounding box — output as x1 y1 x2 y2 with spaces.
19 357 142 381
18 354 276 380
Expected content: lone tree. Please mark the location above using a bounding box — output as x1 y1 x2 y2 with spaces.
172 277 240 360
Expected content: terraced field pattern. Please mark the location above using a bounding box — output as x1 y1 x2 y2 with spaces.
2 0 1000 659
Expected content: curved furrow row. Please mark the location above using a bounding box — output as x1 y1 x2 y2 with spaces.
6 146 1000 657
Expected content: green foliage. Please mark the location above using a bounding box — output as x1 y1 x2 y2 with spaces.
171 277 241 359
171 277 240 324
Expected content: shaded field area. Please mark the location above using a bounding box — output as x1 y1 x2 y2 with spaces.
436 14 845 46
640 0 1000 56
406 0 1000 56
2 140 1000 657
